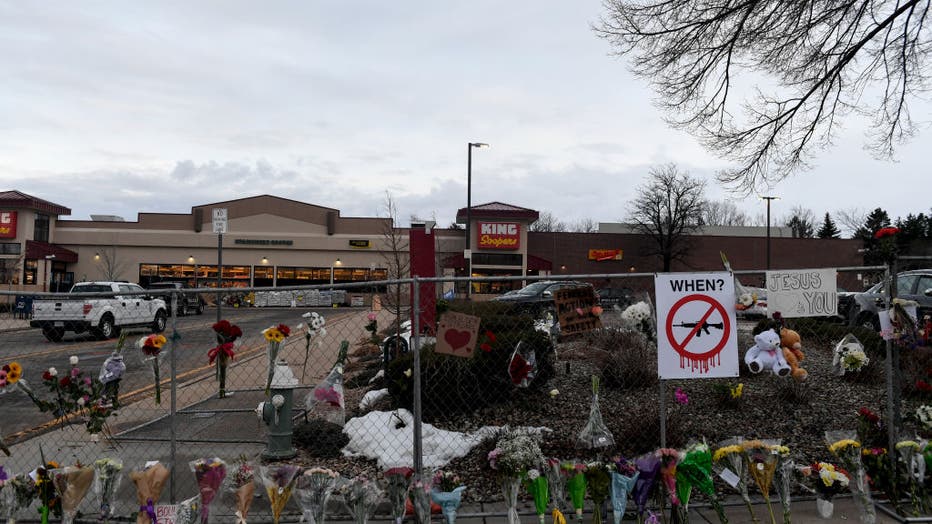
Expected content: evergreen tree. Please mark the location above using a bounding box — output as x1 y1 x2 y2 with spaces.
855 208 892 265
817 212 841 239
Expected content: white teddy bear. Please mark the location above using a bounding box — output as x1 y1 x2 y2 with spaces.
744 328 791 377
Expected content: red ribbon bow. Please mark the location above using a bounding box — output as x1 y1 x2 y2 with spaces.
208 342 236 365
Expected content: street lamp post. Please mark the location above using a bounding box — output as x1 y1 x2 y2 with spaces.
761 196 779 270
466 142 488 298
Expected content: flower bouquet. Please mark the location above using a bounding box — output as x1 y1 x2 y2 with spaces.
656 448 682 523
0 361 23 396
99 333 127 406
138 334 167 404
34 460 60 524
675 442 727 524
801 462 848 518
861 446 900 514
384 467 413 524
0 466 10 521
610 457 639 524
742 440 778 524
489 428 545 524
258 464 302 524
565 463 587 523
713 439 757 522
432 470 466 524
339 475 382 524
895 440 926 517
545 460 568 514
129 461 170 524
523 469 547 524
770 445 793 524
93 458 123 523
833 334 870 375
299 312 327 381
52 464 95 524
295 467 339 524
305 343 348 426
826 431 875 523
8 473 36 524
174 495 201 524
632 454 660 524
229 459 255 524
576 375 614 450
262 324 291 395
190 457 227 523
210 320 242 398
620 299 655 342
410 474 433 524
584 462 612 524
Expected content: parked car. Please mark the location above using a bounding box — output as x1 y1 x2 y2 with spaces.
844 269 932 329
491 280 594 318
596 287 638 310
146 281 205 316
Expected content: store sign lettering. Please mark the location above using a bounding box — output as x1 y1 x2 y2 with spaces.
0 211 17 239
477 222 520 250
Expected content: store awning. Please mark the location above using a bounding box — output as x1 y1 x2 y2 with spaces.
25 240 78 263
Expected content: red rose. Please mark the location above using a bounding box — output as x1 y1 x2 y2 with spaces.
874 227 900 239
59 376 71 387
480 343 492 353
858 407 880 423
917 379 932 392
485 330 496 343
277 324 290 336
42 371 53 381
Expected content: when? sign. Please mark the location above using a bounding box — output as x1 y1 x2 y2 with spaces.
765 269 837 318
655 272 739 379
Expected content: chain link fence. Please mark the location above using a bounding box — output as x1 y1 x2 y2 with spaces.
0 263 929 521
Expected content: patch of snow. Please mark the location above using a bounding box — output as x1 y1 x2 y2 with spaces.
368 369 385 385
359 388 389 412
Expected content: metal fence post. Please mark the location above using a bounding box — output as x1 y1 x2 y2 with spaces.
658 379 666 448
883 264 897 473
411 276 423 478
169 290 179 504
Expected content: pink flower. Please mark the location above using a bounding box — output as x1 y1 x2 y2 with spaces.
314 386 342 407
674 387 688 405
367 312 377 321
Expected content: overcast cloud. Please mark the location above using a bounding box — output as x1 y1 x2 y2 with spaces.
1 1 929 232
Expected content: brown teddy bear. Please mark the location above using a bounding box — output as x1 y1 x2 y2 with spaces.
780 327 808 382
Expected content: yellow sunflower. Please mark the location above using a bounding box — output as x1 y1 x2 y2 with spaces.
6 362 22 383
152 334 167 348
263 328 283 343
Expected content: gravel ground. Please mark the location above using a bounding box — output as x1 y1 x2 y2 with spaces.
296 319 920 504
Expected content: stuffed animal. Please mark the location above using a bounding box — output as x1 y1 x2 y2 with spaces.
745 329 791 377
780 328 808 382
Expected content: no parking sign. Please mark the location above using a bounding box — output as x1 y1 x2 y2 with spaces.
655 272 739 379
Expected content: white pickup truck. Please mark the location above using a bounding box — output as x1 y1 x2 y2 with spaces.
30 281 168 342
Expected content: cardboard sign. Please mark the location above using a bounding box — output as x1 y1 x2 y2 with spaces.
655 272 739 379
766 269 837 318
554 286 602 336
477 222 520 250
155 504 177 524
435 311 481 358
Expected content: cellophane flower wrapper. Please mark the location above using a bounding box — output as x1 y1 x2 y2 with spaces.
305 364 346 426
675 442 727 524
98 352 126 404
576 376 615 450
295 467 340 524
0 466 11 522
564 465 587 522
713 438 756 523
545 460 568 513
129 462 170 524
632 454 659 521
174 495 201 524
585 463 612 524
410 474 433 524
826 430 876 524
743 440 779 524
190 458 227 524
895 439 926 517
384 467 412 524
500 476 521 524
34 463 60 524
137 335 166 405
93 458 123 522
229 461 255 524
52 465 95 524
339 475 382 524
259 464 302 524
524 470 548 524
609 471 638 524
771 446 793 524
8 473 36 523
431 486 466 524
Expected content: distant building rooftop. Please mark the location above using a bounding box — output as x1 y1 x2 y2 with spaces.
598 222 797 238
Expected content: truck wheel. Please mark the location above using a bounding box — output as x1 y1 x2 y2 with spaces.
42 327 64 342
94 315 117 340
152 310 167 333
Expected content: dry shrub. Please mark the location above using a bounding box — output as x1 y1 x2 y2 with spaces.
611 401 686 455
586 328 659 390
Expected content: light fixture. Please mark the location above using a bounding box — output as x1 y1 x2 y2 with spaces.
261 256 268 265
94 252 100 261
188 255 195 263
334 258 342 266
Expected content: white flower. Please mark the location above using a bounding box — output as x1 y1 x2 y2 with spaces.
404 368 412 378
738 293 754 307
48 367 58 377
77 397 86 407
549 389 559 398
917 405 932 430
527 469 540 479
69 356 79 366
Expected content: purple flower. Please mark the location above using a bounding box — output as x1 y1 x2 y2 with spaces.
633 454 661 516
0 465 8 482
674 387 688 405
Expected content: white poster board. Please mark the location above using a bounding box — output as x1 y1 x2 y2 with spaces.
765 268 837 318
655 272 739 379
212 207 228 234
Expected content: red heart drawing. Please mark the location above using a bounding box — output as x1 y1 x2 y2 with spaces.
443 329 472 352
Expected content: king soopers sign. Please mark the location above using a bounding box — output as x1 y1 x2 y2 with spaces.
477 222 520 250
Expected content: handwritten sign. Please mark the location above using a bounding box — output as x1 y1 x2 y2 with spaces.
435 311 481 358
765 269 837 318
554 286 602 336
155 504 177 524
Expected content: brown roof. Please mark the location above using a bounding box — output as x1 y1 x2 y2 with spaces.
0 190 71 216
455 202 539 222
25 240 79 262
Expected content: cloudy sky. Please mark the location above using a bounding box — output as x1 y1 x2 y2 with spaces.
2 1 929 234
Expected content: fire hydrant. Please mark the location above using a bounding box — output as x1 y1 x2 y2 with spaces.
255 359 299 460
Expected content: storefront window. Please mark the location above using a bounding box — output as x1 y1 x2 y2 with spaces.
33 214 49 242
24 259 37 285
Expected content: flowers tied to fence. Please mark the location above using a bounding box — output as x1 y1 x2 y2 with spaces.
130 461 169 524
229 459 255 524
489 428 545 524
190 458 227 524
209 320 242 398
21 356 118 436
93 458 123 523
262 324 291 395
138 335 167 404
259 464 302 524
52 463 95 524
300 312 328 381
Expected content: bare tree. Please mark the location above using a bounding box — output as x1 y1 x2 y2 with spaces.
570 218 598 233
0 254 24 285
379 192 410 329
783 206 816 238
97 246 127 281
629 164 706 271
596 1 929 192
835 207 870 238
701 200 749 226
529 211 567 232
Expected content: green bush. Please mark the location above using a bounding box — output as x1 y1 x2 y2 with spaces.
386 301 555 421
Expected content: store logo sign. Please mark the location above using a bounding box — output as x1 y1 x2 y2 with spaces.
0 211 17 239
477 222 520 250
